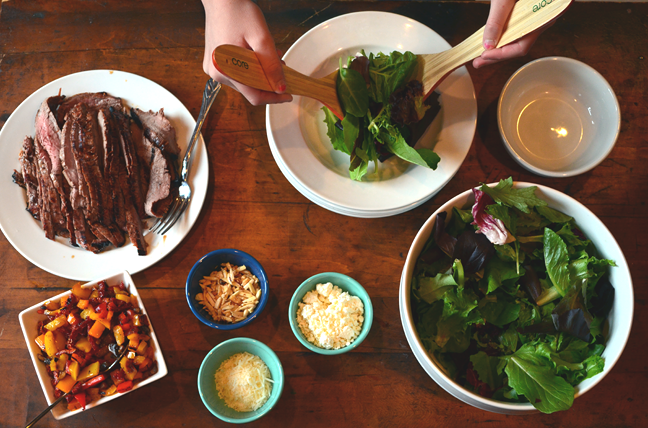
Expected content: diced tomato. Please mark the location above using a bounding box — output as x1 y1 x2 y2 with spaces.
73 393 87 410
116 380 133 393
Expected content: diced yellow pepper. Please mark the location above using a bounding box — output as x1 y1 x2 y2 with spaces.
50 359 58 372
80 306 94 320
44 315 68 331
77 361 100 383
130 294 138 306
88 320 106 338
98 317 111 329
115 293 131 303
75 337 92 353
136 341 147 356
67 359 80 380
44 331 58 358
102 385 117 396
44 300 59 310
56 375 76 393
77 299 90 310
57 354 69 372
71 282 92 299
89 289 99 299
35 334 46 351
44 308 61 317
127 351 137 360
113 325 125 346
54 330 67 350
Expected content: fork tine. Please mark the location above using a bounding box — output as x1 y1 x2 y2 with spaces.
150 196 181 233
158 198 189 235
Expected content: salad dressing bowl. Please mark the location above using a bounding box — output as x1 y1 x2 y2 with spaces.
399 182 633 414
498 57 620 177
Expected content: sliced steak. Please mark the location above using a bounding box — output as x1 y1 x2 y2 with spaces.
99 108 127 230
18 136 41 220
130 117 175 218
33 136 58 240
68 104 124 249
35 96 75 241
56 92 122 127
130 108 180 158
111 108 147 219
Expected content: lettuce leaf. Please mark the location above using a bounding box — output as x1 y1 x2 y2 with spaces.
505 343 575 414
543 228 571 295
480 178 547 214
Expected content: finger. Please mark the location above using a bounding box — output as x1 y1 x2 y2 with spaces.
480 31 540 62
249 36 287 94
235 82 293 106
483 0 515 50
472 56 500 69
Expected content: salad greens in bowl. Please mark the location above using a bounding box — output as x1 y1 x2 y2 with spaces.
399 178 633 414
323 50 441 181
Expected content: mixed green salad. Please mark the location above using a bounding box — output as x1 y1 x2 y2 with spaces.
322 50 441 181
411 178 616 414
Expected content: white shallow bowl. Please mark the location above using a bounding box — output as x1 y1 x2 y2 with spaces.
498 57 620 177
399 182 633 414
18 271 168 420
266 11 477 217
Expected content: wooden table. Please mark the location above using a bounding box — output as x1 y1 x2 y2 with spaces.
1 1 646 426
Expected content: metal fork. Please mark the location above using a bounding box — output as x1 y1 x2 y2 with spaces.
150 78 221 235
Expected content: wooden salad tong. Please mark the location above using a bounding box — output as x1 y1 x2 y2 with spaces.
213 0 572 120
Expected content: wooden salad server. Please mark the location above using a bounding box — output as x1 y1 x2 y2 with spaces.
213 0 572 120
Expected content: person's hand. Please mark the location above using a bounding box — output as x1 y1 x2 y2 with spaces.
202 0 292 105
473 0 553 69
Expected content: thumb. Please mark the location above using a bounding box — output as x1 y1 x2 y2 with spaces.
483 0 515 50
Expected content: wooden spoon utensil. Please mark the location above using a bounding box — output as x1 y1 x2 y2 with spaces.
213 0 572 120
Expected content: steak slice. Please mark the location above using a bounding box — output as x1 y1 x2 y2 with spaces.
56 92 123 128
68 104 125 249
111 108 147 219
98 108 127 231
35 95 75 242
131 116 176 218
18 136 41 220
130 108 180 158
33 136 59 240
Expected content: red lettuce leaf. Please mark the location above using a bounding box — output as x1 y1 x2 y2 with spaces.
452 230 495 274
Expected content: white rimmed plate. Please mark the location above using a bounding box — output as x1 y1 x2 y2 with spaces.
0 70 208 280
266 11 477 217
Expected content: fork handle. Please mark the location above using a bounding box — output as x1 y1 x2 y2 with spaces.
180 78 221 181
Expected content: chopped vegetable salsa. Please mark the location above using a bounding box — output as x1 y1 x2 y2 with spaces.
35 280 157 411
411 178 616 414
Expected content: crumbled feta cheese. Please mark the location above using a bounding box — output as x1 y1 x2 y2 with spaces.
296 282 364 350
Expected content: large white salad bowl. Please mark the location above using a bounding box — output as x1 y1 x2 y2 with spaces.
399 182 633 414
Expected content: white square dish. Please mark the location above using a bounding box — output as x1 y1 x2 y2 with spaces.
18 271 168 420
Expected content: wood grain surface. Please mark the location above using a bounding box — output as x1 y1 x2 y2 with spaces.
0 1 646 427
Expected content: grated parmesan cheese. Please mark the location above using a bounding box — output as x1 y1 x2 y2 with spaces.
214 352 273 412
296 282 364 350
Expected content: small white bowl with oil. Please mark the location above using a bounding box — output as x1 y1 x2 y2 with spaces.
498 57 620 177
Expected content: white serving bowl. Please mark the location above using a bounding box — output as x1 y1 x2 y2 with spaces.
18 271 168 420
399 182 633 414
498 57 620 177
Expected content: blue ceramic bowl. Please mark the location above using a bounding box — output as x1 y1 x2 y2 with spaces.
288 272 373 355
186 249 269 330
198 338 284 423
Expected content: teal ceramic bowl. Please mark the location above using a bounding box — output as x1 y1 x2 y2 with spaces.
198 338 284 423
288 272 373 355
